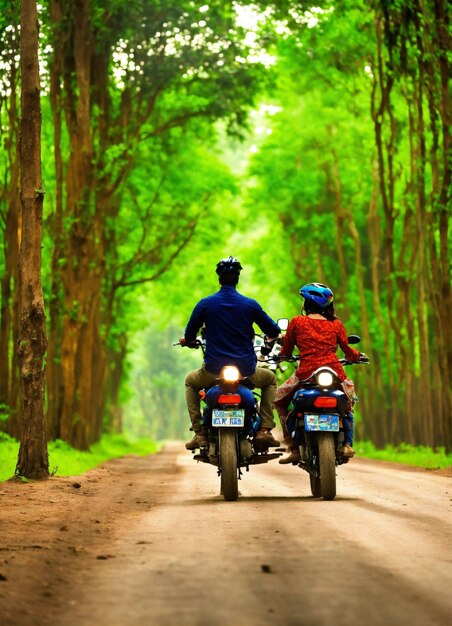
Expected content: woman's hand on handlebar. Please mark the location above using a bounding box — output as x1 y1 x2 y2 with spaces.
340 353 370 365
273 353 298 363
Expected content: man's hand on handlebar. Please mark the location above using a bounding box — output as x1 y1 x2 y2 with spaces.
178 337 199 348
261 333 284 355
268 333 284 345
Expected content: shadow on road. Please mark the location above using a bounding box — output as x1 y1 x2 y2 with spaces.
167 495 364 506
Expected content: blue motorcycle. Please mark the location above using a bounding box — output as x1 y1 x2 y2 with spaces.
176 335 282 501
277 332 368 500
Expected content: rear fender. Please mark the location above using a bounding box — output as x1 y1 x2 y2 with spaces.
204 384 255 410
292 387 348 414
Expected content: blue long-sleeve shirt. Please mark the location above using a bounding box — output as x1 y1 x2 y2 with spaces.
184 285 280 376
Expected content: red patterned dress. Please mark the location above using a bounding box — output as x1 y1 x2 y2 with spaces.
274 315 360 433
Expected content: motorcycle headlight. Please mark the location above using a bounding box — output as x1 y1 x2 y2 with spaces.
317 371 334 387
222 366 240 382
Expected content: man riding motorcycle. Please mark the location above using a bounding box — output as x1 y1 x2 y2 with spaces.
180 256 282 450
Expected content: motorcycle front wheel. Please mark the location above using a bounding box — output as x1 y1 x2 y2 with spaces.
219 429 239 501
318 432 336 500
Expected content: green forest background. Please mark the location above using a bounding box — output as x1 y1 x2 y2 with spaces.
0 0 450 461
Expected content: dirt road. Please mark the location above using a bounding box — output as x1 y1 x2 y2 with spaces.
0 443 451 626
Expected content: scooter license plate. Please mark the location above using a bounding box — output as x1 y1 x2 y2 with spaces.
212 409 245 427
304 414 339 432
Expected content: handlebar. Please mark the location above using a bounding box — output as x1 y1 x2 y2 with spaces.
173 339 204 349
273 355 369 366
340 355 370 366
174 337 369 367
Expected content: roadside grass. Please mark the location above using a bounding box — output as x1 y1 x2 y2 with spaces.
356 440 452 470
0 432 160 482
2 433 450 482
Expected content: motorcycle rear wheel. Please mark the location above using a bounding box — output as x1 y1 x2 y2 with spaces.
309 473 321 498
318 432 336 500
219 429 239 501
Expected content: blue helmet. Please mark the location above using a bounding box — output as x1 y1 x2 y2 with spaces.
216 256 243 275
299 282 334 308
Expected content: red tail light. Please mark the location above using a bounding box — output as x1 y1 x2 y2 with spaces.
314 397 337 408
218 394 241 404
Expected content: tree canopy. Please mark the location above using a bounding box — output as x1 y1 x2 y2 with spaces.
0 0 450 460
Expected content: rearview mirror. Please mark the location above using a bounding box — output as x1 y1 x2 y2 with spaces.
278 318 289 331
347 334 361 345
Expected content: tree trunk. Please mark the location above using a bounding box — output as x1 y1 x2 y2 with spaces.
46 0 65 440
0 51 21 438
324 149 348 305
364 160 387 444
57 0 99 449
16 0 49 479
432 0 452 451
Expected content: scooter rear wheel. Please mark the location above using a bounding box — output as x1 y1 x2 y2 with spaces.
219 429 239 501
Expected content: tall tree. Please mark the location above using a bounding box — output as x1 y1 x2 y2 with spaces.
45 0 268 448
247 0 451 449
15 0 48 479
371 0 451 447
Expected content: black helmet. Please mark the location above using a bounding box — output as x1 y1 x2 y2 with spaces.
215 256 243 276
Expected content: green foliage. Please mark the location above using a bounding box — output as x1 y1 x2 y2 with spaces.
109 130 237 292
0 404 9 422
49 434 160 476
356 441 452 470
0 0 449 452
124 324 201 440
0 432 159 482
239 0 451 450
247 26 376 275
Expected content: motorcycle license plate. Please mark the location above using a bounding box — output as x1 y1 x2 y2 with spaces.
304 414 339 432
212 409 245 427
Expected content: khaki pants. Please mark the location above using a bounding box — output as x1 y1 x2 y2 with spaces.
185 365 277 432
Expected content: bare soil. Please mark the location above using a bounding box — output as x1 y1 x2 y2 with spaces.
0 443 451 626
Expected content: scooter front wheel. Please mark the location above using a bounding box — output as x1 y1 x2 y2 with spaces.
219 429 239 501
